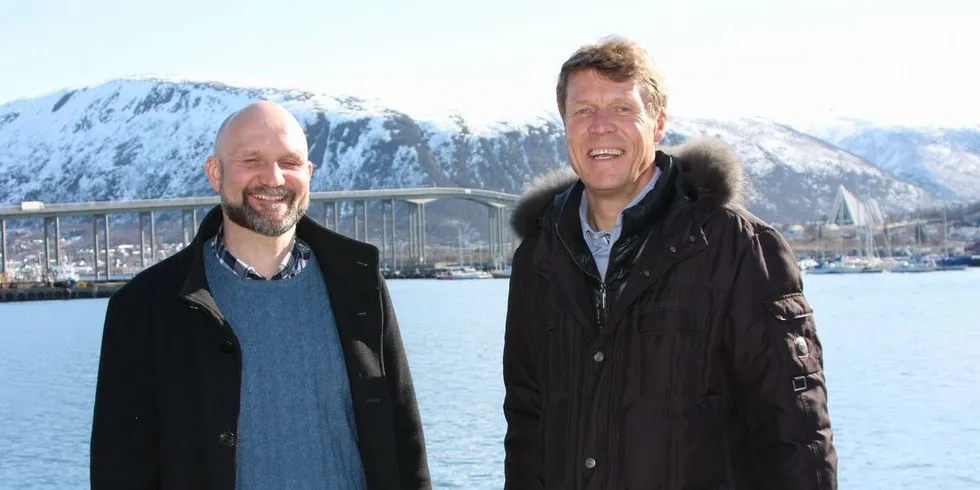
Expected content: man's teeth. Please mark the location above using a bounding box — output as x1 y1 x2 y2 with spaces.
589 149 624 158
253 194 286 201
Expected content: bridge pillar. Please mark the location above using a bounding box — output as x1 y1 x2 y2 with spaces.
333 202 339 231
407 204 415 263
381 201 387 268
501 205 509 258
149 211 157 265
103 214 111 280
139 212 148 269
486 208 494 263
403 199 433 266
353 202 360 240
192 208 199 234
486 203 508 266
93 216 100 281
412 204 421 265
1 218 6 276
42 217 50 280
186 208 198 244
181 210 188 247
506 205 514 257
390 199 397 269
54 217 62 266
413 204 420 264
363 200 369 245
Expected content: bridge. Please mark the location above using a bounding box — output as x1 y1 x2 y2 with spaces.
0 187 522 281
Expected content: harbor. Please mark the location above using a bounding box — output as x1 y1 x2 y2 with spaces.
0 280 123 303
0 185 977 303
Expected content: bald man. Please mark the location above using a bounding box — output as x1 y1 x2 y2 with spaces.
90 101 431 490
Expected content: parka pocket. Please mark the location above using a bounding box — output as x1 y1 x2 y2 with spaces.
763 293 823 384
634 306 707 402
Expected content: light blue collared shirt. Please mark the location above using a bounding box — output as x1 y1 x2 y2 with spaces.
579 166 661 280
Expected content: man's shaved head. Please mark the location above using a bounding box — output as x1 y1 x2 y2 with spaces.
212 101 309 163
204 101 313 238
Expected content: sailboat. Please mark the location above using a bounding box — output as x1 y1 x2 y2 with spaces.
936 202 971 271
490 265 512 278
436 224 492 279
891 220 937 273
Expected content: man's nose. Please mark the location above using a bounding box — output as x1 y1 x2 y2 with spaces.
589 110 616 134
259 162 286 187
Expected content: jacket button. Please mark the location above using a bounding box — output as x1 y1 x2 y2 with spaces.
688 235 696 242
669 246 677 253
218 431 236 447
593 351 604 363
585 457 596 469
220 340 234 353
642 269 651 277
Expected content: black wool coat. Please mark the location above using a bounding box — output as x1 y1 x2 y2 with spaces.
90 206 431 490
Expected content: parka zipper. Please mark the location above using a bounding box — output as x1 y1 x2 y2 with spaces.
556 223 608 330
600 282 607 324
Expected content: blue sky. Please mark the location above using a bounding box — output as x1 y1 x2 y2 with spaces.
0 0 976 125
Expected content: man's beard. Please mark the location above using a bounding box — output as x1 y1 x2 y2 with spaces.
221 184 307 237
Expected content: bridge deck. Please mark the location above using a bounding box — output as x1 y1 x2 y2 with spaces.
0 187 520 219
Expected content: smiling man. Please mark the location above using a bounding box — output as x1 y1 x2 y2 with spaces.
503 37 837 489
90 101 430 490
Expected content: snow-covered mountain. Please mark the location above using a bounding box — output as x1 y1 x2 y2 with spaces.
793 118 980 200
0 78 942 226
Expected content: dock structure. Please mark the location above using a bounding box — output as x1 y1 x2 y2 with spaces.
0 187 520 281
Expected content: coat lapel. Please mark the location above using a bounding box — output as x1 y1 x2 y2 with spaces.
298 218 385 382
178 206 228 328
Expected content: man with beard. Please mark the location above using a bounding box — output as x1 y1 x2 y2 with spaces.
90 101 431 490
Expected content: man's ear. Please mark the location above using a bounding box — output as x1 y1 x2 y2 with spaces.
205 155 222 193
654 108 667 144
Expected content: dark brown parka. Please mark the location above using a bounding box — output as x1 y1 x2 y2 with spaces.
502 139 837 490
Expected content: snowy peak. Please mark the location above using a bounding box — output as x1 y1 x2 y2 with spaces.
792 118 980 200
0 78 958 224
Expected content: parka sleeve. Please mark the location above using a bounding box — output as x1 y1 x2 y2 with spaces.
90 295 161 489
502 248 544 490
725 228 838 490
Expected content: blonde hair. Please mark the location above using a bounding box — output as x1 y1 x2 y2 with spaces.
556 36 667 119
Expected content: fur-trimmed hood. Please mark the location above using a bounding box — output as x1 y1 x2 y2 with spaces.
509 138 743 239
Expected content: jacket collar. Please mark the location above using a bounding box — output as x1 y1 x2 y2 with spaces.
537 151 680 277
553 150 678 246
523 142 729 333
178 205 380 323
510 137 744 241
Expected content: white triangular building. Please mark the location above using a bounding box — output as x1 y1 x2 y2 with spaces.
826 185 885 227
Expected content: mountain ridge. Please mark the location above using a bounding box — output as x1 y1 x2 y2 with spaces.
2 77 966 230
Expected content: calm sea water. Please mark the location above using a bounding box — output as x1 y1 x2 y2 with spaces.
1 270 979 489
